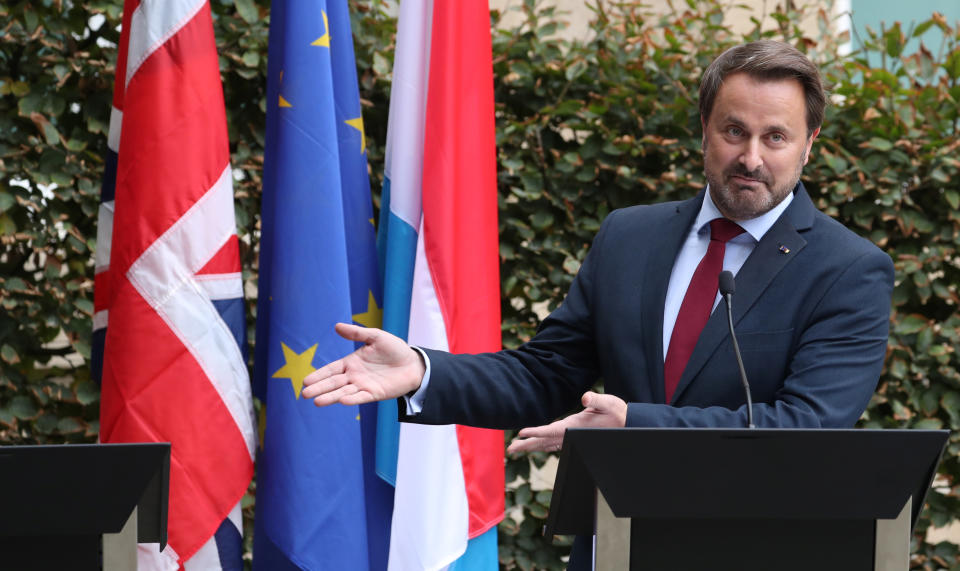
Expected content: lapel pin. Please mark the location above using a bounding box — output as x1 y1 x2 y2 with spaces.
778 244 791 254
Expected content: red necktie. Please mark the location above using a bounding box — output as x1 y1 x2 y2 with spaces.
664 218 745 402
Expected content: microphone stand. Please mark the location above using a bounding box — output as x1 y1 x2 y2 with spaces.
719 271 755 429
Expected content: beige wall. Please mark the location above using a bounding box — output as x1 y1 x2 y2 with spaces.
490 0 838 42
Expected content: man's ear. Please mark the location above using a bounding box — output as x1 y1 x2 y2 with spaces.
803 126 821 165
701 115 707 149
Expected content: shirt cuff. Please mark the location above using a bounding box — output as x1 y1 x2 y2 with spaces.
403 347 431 415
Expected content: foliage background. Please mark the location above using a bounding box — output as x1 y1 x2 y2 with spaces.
2 0 960 568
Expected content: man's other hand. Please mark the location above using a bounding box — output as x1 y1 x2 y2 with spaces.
506 391 627 454
301 323 426 407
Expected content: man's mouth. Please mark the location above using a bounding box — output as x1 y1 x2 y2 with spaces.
728 173 768 187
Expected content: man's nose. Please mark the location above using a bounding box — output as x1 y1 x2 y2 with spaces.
739 139 763 172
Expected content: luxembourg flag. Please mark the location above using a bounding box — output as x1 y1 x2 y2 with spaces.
375 0 505 569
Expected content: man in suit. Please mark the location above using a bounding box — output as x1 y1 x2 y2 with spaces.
304 38 891 458
302 39 893 441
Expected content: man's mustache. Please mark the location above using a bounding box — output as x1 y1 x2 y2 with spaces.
726 165 771 185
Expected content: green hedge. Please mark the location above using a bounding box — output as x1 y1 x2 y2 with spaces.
2 0 960 568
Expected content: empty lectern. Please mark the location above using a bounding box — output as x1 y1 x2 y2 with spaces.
0 442 170 571
545 428 948 571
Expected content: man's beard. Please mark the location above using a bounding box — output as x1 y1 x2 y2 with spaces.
705 156 805 221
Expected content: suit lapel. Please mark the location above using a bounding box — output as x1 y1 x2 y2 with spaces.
642 192 702 404
670 184 816 404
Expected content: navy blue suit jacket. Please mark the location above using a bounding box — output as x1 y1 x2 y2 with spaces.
409 184 894 430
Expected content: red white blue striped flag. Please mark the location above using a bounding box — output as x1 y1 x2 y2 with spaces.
376 1 505 568
93 1 255 569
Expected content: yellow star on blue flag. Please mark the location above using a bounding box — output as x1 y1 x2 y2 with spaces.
353 290 382 327
270 342 317 398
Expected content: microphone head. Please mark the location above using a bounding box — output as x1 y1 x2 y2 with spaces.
718 271 735 296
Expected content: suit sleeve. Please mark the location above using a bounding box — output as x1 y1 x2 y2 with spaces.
625 246 894 428
401 212 622 429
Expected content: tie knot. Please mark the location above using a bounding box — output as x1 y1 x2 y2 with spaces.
709 218 744 243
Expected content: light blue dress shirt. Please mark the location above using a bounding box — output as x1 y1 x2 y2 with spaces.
661 187 793 359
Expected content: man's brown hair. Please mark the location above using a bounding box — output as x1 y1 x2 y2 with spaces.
699 40 826 137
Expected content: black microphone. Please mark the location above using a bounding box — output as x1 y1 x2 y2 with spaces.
719 271 755 429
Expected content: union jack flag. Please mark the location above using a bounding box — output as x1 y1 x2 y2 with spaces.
93 1 255 569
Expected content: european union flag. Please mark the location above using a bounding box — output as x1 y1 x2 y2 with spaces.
252 1 393 568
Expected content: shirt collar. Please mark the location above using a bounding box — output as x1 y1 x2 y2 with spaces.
694 185 795 242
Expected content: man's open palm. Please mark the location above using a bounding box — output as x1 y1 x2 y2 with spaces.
301 323 425 406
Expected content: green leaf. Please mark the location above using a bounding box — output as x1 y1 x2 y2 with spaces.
824 153 847 174
65 138 88 152
18 94 45 116
913 20 935 38
528 503 548 518
888 358 907 380
913 418 943 430
0 213 17 235
35 413 58 434
920 389 940 414
373 52 392 78
945 51 960 80
941 392 960 425
23 7 38 33
75 381 100 406
916 322 934 351
73 338 91 360
10 81 29 97
530 212 554 230
945 190 959 210
9 395 38 420
601 141 622 156
514 484 532 507
242 51 260 68
565 59 587 81
56 417 84 434
891 399 912 420
884 24 904 58
74 298 94 315
235 0 258 24
865 137 893 151
43 122 62 146
895 314 927 335
1 344 18 364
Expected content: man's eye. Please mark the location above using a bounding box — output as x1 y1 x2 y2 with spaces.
726 127 743 137
769 133 785 143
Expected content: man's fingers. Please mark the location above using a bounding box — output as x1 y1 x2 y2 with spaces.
310 382 361 407
334 322 378 344
506 438 534 454
507 436 562 454
340 390 377 406
302 358 345 388
511 420 566 454
581 390 602 409
301 370 349 400
516 423 562 440
579 391 628 428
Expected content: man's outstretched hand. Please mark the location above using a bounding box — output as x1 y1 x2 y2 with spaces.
506 391 627 454
301 323 426 407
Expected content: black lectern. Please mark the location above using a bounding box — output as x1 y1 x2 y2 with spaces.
0 443 170 571
545 429 948 571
